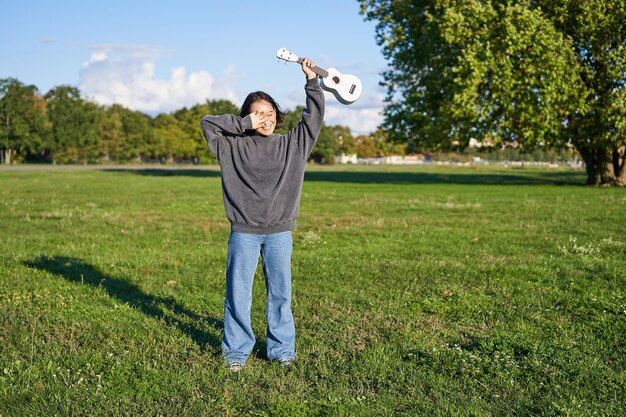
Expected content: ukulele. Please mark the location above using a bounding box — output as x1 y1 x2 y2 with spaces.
276 48 362 105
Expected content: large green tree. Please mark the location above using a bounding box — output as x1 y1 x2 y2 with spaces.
45 85 101 163
98 105 124 161
309 124 341 164
97 104 155 162
360 0 626 185
152 114 196 162
117 107 154 162
0 78 48 164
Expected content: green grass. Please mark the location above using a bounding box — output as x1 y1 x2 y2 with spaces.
1 165 624 416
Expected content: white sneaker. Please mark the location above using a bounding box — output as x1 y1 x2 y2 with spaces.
279 357 295 368
228 361 243 372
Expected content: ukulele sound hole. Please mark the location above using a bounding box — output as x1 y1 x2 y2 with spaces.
332 76 340 84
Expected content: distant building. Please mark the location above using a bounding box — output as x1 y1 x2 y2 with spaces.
469 137 495 148
333 154 426 165
334 153 359 164
379 155 424 165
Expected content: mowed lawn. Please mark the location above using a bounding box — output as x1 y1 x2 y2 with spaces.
1 165 624 416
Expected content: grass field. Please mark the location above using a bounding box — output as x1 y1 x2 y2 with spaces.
1 165 625 416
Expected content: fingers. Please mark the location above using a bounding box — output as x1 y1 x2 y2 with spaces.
251 111 271 129
301 58 316 68
251 112 265 129
301 58 317 80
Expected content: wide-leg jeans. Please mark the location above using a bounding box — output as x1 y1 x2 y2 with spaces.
222 230 295 364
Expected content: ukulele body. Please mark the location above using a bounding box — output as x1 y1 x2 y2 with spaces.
320 67 363 105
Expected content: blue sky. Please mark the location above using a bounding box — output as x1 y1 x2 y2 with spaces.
0 0 388 134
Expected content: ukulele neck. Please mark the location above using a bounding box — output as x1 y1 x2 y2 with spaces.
296 58 328 78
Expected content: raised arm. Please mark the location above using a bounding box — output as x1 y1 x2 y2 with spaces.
290 59 325 161
200 114 252 160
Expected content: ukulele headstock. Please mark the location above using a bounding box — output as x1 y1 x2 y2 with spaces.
276 48 299 63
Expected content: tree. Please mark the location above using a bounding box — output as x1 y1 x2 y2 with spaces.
360 0 626 185
308 124 338 164
45 85 101 163
152 114 195 162
275 105 304 135
332 125 357 156
98 105 123 161
117 107 154 162
370 129 406 156
97 104 156 162
0 78 48 164
355 134 378 158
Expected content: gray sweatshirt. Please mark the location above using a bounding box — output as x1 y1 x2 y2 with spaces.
200 78 325 234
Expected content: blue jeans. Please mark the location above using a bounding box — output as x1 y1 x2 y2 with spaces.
222 230 295 364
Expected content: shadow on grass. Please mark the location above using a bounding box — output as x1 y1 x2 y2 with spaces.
100 168 221 178
24 255 223 353
105 166 585 185
302 170 585 185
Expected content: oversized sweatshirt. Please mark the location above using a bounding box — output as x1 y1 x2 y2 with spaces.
200 78 325 234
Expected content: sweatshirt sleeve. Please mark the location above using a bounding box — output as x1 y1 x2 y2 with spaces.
200 114 253 160
289 78 325 161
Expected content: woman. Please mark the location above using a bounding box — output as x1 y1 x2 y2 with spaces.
200 59 324 371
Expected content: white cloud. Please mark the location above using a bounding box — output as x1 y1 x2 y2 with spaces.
321 88 385 135
325 104 383 135
79 44 237 113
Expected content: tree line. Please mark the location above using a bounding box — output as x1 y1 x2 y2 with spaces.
0 78 403 166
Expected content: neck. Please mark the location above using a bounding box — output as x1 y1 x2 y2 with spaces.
296 58 328 78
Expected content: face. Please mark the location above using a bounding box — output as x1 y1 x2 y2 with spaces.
249 99 277 136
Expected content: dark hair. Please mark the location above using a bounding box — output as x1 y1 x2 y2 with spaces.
239 91 286 129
